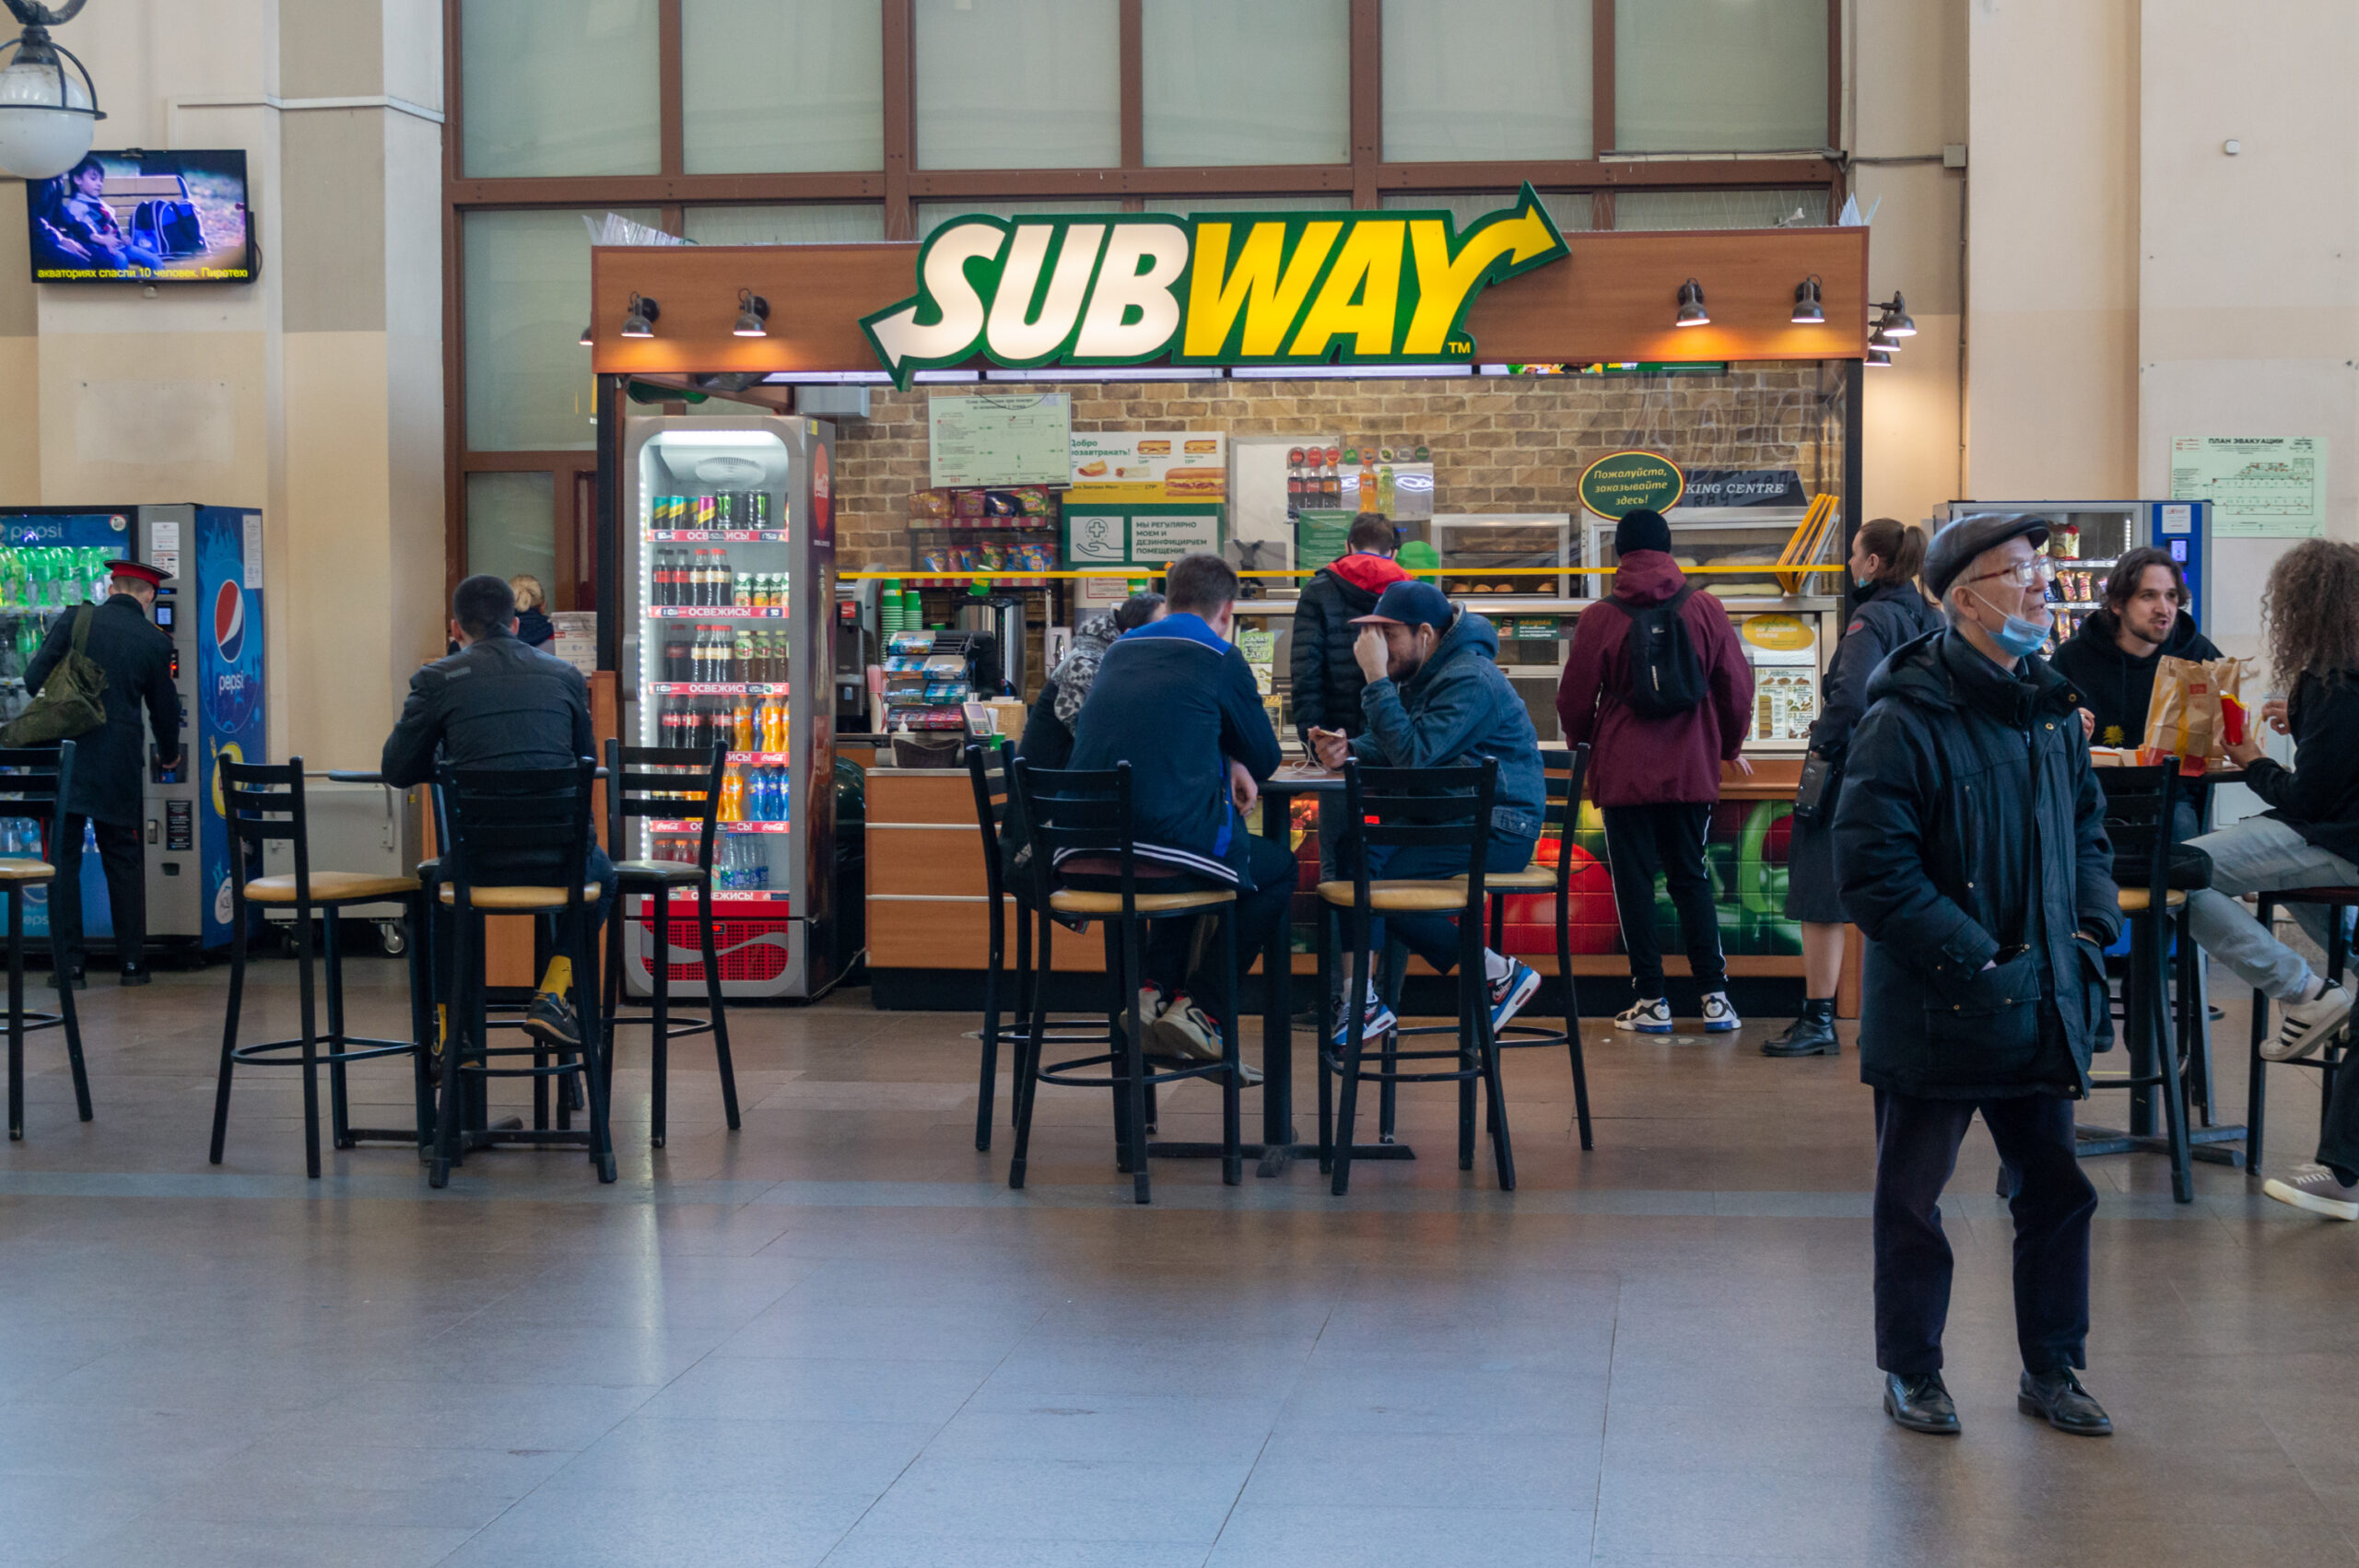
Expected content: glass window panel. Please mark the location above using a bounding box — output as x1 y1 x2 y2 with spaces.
464 208 659 452
682 0 885 172
916 199 1122 240
683 205 887 244
1142 0 1348 167
1382 192 1595 231
462 0 660 177
1614 189 1826 230
1383 0 1592 162
1614 0 1828 152
465 472 557 588
1177 194 1353 215
914 0 1120 170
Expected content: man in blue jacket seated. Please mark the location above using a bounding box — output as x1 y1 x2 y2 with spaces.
1307 580 1544 1047
1063 553 1287 1071
1836 512 2122 1441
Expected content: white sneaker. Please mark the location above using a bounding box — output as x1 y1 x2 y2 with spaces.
2268 983 2353 1062
1701 991 1742 1033
1488 960 1543 1034
2264 1163 2359 1221
1615 997 1672 1034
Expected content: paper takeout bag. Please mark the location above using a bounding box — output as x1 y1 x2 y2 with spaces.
2139 655 2247 772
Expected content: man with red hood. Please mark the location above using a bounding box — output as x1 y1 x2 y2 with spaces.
1556 507 1755 1035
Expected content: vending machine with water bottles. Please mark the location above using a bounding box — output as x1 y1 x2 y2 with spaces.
0 506 264 954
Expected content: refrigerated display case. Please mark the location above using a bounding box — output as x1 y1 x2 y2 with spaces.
619 416 836 999
1941 499 2215 648
0 505 263 953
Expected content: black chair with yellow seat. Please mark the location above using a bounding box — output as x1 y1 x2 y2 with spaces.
601 738 739 1149
2075 764 2198 1201
209 756 430 1178
0 743 90 1141
2244 885 2359 1172
1317 756 1514 1197
1473 743 1594 1152
1004 759 1246 1204
432 758 615 1188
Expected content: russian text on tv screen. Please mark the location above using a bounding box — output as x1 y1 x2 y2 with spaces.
27 149 252 284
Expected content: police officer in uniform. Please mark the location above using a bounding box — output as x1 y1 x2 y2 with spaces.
25 558 182 988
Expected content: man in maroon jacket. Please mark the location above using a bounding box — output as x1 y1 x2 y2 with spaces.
1555 508 1755 1034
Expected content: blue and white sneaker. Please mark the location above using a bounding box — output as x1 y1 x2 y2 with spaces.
1488 960 1543 1034
1332 995 1398 1049
1615 997 1673 1034
1701 991 1742 1033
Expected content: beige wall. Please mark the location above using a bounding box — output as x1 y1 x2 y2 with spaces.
0 0 443 769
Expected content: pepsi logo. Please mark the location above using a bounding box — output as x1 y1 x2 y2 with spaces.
213 580 244 661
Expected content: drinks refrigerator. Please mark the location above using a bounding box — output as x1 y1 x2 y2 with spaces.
1941 500 2215 647
0 505 264 952
618 417 837 1000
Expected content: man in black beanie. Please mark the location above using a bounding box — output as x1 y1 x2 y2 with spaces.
1557 507 1755 1035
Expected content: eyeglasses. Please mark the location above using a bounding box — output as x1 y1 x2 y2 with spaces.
1966 557 2060 589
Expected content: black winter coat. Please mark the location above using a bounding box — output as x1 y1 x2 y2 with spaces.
1812 580 1941 758
2048 606 2222 749
1289 556 1405 745
2243 668 2359 867
381 628 594 786
1834 630 2121 1099
25 595 180 826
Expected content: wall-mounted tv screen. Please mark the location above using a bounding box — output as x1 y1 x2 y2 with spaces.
27 149 252 283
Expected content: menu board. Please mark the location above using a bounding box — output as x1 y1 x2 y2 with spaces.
928 392 1072 488
1070 431 1226 503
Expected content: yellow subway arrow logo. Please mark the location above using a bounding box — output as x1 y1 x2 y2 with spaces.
860 184 1568 390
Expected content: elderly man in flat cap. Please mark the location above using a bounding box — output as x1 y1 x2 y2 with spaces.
1833 513 2122 1440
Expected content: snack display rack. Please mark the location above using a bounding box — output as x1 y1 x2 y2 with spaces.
620 415 839 999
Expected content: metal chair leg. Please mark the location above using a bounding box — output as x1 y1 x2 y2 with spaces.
406 892 433 1153
209 892 247 1164
294 899 323 1180
699 887 740 1132
573 907 617 1182
53 893 88 1125
1316 907 1335 1174
325 910 354 1150
1332 920 1372 1197
1120 916 1151 1205
6 886 23 1142
1007 915 1053 1190
649 897 672 1148
1557 886 1592 1150
977 891 1003 1153
1221 911 1242 1187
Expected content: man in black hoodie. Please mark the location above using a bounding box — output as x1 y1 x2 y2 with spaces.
2051 546 2220 749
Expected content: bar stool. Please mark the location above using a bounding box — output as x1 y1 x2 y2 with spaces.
2076 764 2196 1201
2244 886 2359 1172
964 740 1103 1153
208 757 430 1178
433 759 615 1188
1475 744 1594 1151
602 738 739 1149
1005 759 1246 1204
0 743 88 1141
1317 757 1514 1196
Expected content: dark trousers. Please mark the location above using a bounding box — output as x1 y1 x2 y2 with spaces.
1062 831 1295 1024
1872 1088 2095 1377
1601 802 1724 996
52 813 144 973
1358 830 1537 974
2316 1062 2359 1181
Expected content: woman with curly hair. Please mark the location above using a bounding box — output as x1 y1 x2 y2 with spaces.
2177 541 2359 1215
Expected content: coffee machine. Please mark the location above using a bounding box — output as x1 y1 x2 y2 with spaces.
955 593 1026 697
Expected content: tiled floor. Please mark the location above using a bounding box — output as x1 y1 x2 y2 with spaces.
0 953 2352 1566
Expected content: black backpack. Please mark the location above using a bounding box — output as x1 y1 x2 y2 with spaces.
1606 586 1707 719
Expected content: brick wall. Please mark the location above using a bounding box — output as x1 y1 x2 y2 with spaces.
832 364 1846 573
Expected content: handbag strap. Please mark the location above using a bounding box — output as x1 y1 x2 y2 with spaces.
68 604 92 655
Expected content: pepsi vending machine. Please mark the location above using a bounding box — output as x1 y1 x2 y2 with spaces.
0 505 264 954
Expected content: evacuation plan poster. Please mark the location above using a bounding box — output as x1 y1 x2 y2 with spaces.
2170 435 2326 538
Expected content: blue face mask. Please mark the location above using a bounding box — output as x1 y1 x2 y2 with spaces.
1972 588 2053 658
1854 572 1877 591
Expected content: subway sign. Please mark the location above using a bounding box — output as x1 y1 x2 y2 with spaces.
861 183 1569 390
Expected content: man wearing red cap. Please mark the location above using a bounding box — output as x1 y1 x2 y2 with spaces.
24 558 182 987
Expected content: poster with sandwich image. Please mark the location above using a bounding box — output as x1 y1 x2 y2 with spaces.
1071 432 1226 504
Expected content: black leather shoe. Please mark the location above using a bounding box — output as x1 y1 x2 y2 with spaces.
2019 1369 2112 1435
1884 1371 1960 1433
1763 1012 1838 1057
44 967 85 991
118 965 151 987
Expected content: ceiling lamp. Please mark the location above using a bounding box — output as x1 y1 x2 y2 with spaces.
1873 291 1918 337
1790 275 1825 325
732 288 770 338
0 0 102 181
1866 347 1893 368
1674 278 1708 328
620 293 660 339
1870 322 1903 354
579 323 593 347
